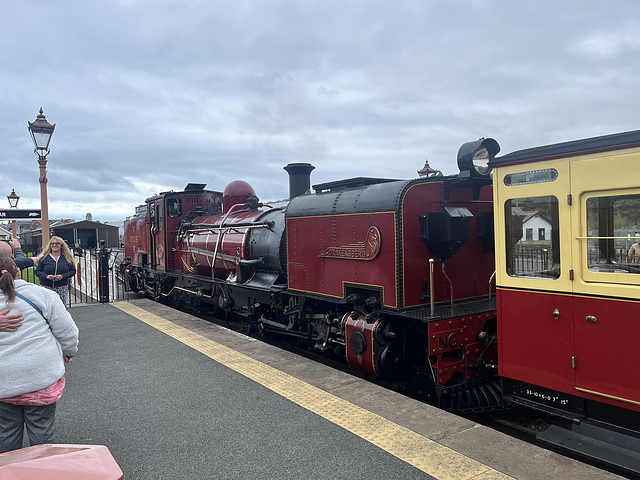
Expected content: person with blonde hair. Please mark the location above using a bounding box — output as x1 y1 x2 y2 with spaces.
35 236 76 306
0 255 79 453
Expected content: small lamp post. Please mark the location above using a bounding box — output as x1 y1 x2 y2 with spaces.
28 108 55 248
7 189 19 238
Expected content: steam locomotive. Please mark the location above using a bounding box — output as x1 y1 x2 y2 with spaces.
123 130 640 474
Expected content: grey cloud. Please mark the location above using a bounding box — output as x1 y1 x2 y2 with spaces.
1 0 639 221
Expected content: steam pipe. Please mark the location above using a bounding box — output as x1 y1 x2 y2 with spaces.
442 262 454 308
429 258 435 317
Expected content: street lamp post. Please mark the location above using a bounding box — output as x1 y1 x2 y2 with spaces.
28 108 55 248
7 189 20 238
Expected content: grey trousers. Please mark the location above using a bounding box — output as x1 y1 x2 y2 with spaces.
0 401 57 453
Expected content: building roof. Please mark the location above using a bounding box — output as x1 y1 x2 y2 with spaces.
53 220 119 230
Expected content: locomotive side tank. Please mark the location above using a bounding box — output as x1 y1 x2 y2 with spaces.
285 174 496 310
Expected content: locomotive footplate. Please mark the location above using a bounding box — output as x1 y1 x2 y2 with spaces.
402 297 497 322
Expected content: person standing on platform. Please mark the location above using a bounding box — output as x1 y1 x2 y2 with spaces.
35 237 76 306
628 232 640 263
0 256 79 453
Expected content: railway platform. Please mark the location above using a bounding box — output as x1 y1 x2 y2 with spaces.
48 298 626 480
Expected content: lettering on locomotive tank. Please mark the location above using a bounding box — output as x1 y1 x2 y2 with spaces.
438 333 458 351
319 226 381 261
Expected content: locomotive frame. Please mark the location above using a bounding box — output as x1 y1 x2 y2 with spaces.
122 130 640 475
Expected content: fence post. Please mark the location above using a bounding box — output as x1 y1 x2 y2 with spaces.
98 240 110 303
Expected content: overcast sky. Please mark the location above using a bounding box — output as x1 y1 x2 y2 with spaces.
1 0 639 223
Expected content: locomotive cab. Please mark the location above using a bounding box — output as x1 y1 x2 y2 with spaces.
122 184 223 295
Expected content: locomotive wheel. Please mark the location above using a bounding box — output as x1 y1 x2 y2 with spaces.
224 312 250 333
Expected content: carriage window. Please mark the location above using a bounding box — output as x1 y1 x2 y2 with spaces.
586 194 640 274
504 168 558 186
505 196 560 279
168 198 182 218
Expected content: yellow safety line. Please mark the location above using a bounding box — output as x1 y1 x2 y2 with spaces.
113 302 513 480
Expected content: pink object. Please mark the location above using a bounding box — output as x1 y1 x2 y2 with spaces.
0 444 124 479
1 377 66 406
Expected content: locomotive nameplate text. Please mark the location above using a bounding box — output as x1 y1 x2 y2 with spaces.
318 226 381 261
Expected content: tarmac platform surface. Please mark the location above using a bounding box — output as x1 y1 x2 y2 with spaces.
50 299 626 480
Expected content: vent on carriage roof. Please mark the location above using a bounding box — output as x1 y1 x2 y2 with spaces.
184 183 207 191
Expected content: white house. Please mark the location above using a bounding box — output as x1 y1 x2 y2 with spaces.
520 211 552 242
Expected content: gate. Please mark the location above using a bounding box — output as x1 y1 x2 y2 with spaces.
19 241 128 306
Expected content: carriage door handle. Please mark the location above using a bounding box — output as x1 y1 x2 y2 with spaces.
586 315 598 323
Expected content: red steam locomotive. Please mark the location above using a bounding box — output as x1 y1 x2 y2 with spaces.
123 130 640 474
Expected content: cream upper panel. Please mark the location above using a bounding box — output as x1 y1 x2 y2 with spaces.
493 159 573 293
570 149 640 300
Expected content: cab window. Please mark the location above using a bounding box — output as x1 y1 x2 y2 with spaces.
586 194 640 274
168 198 182 218
505 196 560 279
156 203 164 231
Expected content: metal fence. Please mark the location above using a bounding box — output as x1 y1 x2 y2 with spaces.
510 246 555 278
19 243 127 306
511 244 637 278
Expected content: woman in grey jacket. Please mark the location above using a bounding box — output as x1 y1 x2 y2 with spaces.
0 255 79 453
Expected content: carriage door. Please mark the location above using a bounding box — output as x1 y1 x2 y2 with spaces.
497 161 576 396
571 153 640 406
151 200 166 270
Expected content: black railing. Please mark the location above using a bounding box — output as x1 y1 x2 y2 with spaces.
19 244 127 306
510 246 557 278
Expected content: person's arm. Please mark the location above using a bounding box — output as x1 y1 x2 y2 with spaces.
30 253 43 267
11 239 42 269
9 239 23 259
14 256 34 270
0 308 23 333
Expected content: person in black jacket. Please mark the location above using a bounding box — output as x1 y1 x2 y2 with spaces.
35 237 76 306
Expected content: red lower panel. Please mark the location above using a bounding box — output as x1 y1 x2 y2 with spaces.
498 288 575 395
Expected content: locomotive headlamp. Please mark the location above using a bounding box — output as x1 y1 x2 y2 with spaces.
457 138 500 177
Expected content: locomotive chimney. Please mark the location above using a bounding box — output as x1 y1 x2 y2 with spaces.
283 163 315 199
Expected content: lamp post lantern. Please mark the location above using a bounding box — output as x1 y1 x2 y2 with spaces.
7 189 20 238
28 107 55 248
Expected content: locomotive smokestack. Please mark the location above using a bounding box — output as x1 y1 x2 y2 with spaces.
283 163 315 199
